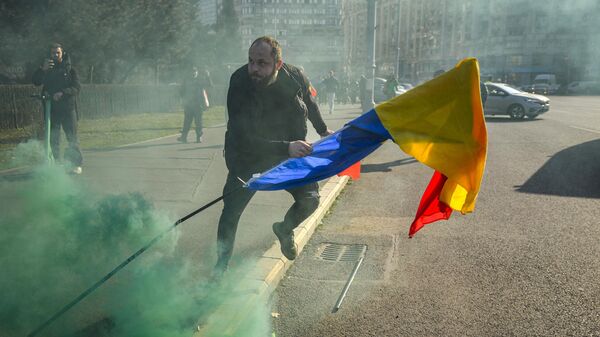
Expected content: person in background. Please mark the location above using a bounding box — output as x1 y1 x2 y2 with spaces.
350 79 359 104
321 70 339 114
480 79 488 106
32 42 83 174
214 36 333 279
359 75 368 111
384 74 399 100
178 66 212 143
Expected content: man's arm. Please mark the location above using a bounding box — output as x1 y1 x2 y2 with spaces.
206 73 213 88
61 68 81 96
32 58 53 86
298 73 332 137
51 68 80 101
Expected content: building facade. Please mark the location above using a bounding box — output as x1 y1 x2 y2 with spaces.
344 0 600 86
238 0 344 79
199 0 220 26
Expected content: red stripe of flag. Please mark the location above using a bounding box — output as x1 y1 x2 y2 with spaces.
409 170 453 237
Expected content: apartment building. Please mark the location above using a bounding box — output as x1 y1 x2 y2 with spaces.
199 0 220 26
344 0 600 86
238 0 344 79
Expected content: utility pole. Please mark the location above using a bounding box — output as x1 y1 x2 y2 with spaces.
395 0 402 80
365 0 377 109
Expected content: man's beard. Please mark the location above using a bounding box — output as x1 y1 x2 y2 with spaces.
251 68 278 88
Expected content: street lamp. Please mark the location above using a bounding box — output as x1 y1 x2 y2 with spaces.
365 0 377 109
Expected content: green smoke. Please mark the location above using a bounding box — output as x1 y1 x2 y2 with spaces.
0 143 272 337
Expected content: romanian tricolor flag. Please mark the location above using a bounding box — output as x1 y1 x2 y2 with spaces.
247 58 487 237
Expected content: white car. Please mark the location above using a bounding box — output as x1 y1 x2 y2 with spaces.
484 83 550 120
567 81 600 95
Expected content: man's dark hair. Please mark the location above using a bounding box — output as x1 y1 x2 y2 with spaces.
50 42 63 51
250 36 282 63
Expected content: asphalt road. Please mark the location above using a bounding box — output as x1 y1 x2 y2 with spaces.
273 96 600 337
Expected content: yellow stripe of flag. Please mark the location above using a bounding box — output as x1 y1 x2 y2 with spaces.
374 58 487 214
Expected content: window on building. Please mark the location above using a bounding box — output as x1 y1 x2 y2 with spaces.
478 20 489 39
507 14 527 36
509 55 523 66
532 53 544 66
534 14 547 33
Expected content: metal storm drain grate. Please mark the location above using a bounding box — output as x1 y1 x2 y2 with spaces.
316 243 367 262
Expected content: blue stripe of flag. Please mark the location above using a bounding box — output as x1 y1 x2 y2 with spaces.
246 109 393 191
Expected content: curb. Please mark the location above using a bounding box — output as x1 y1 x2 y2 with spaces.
194 175 350 336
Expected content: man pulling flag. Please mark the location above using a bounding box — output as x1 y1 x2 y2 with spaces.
247 57 488 237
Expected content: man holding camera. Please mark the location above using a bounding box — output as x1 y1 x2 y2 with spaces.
32 43 83 174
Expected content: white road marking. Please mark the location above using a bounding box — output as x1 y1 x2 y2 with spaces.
569 125 600 134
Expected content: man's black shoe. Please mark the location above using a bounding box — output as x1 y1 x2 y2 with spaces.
177 136 187 143
196 136 203 143
272 222 297 260
209 263 228 284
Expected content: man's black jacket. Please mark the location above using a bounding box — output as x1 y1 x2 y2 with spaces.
225 63 328 174
32 54 80 112
180 73 213 109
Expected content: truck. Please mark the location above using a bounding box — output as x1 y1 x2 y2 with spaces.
532 74 560 95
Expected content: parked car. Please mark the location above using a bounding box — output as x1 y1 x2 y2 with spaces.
519 83 536 93
398 82 414 91
374 77 406 103
567 81 600 95
484 82 550 120
520 74 560 95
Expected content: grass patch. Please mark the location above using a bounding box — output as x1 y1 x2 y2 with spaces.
0 106 226 170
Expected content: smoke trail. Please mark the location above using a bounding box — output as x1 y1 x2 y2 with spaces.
0 144 272 337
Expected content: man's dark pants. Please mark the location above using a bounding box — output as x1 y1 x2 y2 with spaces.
181 105 204 139
215 170 320 268
50 106 83 166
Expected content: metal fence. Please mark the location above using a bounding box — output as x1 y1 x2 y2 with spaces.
0 84 227 129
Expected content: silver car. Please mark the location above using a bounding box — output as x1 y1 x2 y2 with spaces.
484 82 550 120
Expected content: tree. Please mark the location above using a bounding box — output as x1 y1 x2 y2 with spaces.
0 0 205 83
215 0 243 67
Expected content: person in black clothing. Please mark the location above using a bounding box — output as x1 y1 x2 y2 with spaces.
178 66 212 143
359 75 368 110
32 43 83 174
321 70 339 114
480 80 488 106
214 36 333 278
